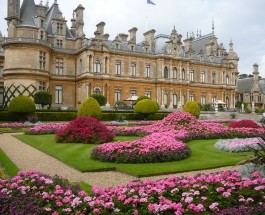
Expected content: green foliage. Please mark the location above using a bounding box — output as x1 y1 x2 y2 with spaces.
230 113 237 119
77 97 102 119
200 103 214 111
33 91 52 109
183 101 200 118
116 114 126 122
37 112 77 121
91 94 107 106
8 96 36 113
235 101 242 109
0 148 19 177
136 96 151 104
134 99 159 119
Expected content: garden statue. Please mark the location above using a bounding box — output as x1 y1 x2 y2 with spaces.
241 103 245 113
251 101 255 113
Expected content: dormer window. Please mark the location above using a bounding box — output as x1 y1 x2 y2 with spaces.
56 39 63 48
57 23 63 34
40 19 44 28
116 44 119 49
131 46 134 51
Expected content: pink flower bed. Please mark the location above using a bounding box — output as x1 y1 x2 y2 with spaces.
0 122 31 128
25 123 69 134
91 131 191 163
1 170 264 214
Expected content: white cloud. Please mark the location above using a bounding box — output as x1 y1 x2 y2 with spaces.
1 0 265 77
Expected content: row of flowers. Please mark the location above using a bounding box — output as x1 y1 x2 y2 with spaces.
0 170 264 214
91 131 191 163
215 137 264 152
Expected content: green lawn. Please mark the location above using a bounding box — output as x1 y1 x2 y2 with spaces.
0 148 19 177
14 134 252 177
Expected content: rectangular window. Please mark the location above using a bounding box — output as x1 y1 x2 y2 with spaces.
211 95 216 104
55 85 63 104
201 95 206 105
40 20 44 28
189 94 195 101
57 23 63 34
0 88 3 107
145 90 151 98
57 39 63 48
250 93 253 102
39 81 46 91
172 94 177 107
130 89 137 96
212 72 216 84
173 68 177 79
258 95 262 102
145 65 150 78
115 62 121 75
55 58 64 75
40 31 44 40
131 63 136 76
190 70 194 82
39 51 46 70
201 72 205 83
114 89 121 103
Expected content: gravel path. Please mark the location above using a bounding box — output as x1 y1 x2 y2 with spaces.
0 133 240 188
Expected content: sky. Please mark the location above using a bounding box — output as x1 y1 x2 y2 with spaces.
0 0 265 77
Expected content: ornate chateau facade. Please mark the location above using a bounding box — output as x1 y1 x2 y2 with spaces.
0 0 239 109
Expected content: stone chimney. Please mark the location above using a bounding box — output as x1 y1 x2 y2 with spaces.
119 33 128 42
184 37 193 52
96 21 106 36
128 27 138 43
143 29 156 52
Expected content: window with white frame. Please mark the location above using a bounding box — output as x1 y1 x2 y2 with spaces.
173 67 177 79
211 95 216 104
55 85 63 104
258 95 262 102
114 89 121 102
55 58 64 75
130 89 137 96
131 63 136 76
93 60 101 73
39 51 46 70
226 75 230 85
145 65 150 78
94 88 101 94
201 72 205 83
39 81 47 91
190 70 194 82
115 61 121 75
200 95 206 105
172 94 177 107
145 90 151 98
164 67 168 78
189 94 195 101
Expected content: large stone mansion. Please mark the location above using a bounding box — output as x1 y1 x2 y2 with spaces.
0 0 239 109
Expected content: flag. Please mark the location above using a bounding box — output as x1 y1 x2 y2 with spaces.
147 0 156 5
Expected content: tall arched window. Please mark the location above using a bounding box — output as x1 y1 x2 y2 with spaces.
94 87 101 94
181 69 185 80
164 67 168 78
93 60 101 73
226 75 230 85
173 67 177 79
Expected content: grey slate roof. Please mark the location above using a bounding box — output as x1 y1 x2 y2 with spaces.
19 0 38 27
191 33 214 53
237 78 254 93
258 82 265 94
45 2 74 39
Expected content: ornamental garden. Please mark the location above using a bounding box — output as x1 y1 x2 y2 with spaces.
0 95 265 214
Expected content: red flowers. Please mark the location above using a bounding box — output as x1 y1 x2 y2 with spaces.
228 120 261 129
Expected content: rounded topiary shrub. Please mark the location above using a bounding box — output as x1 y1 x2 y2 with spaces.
77 97 102 119
134 99 159 119
136 96 151 104
55 116 114 144
91 94 107 106
8 96 36 113
228 120 260 129
33 91 52 109
183 101 200 118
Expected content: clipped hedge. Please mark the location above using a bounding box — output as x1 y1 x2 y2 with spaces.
77 97 102 119
36 112 77 121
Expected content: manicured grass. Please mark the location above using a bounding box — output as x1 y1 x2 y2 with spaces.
0 148 19 177
14 135 252 177
0 127 29 133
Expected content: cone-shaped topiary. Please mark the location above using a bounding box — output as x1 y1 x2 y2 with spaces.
183 101 200 118
90 94 107 106
55 116 114 144
8 95 36 113
77 97 102 119
134 99 159 119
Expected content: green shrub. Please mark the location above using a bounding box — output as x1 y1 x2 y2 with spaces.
77 97 102 119
91 94 107 106
8 96 36 113
200 103 214 111
33 91 52 109
136 96 151 104
134 99 159 119
36 112 77 121
183 101 200 118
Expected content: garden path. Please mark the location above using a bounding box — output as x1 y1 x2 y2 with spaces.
0 133 240 188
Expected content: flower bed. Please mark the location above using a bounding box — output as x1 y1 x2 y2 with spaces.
228 120 261 129
25 122 69 135
0 122 32 128
215 138 263 152
91 131 191 163
1 170 264 214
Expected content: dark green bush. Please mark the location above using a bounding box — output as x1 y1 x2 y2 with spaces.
33 91 52 109
183 101 200 118
8 96 36 113
77 97 102 119
91 94 107 106
36 112 77 121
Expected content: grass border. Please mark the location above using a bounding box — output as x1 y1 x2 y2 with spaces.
0 147 19 177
